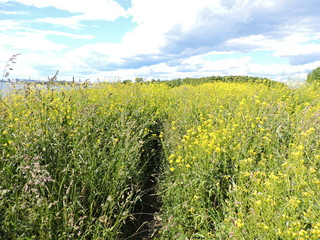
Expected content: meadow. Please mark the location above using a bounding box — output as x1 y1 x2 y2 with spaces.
0 78 319 239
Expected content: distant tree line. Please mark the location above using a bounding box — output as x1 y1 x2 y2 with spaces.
121 75 287 87
306 67 320 84
162 75 285 88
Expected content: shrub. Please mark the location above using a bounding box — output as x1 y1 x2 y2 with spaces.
306 67 320 84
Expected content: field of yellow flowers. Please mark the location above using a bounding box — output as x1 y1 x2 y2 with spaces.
0 80 319 239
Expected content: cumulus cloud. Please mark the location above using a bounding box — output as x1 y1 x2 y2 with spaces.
33 30 95 40
0 31 67 52
1 0 126 25
1 0 320 80
160 0 320 55
287 53 320 65
74 0 319 73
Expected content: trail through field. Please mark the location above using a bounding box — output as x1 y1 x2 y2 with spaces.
123 123 163 240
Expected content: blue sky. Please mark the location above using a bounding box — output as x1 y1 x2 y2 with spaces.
1 0 320 82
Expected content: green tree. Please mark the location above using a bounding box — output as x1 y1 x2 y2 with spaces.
306 67 320 84
135 77 144 83
122 79 132 84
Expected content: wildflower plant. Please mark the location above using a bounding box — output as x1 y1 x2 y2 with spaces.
1 78 320 239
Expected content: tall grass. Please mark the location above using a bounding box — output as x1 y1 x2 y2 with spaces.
0 83 167 239
158 82 320 239
0 80 319 239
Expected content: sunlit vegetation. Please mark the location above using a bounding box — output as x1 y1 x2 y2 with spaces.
163 75 285 88
306 67 320 84
0 77 320 239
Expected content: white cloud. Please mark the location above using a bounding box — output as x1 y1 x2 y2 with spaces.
20 0 125 21
0 10 29 15
56 0 320 79
0 19 25 31
2 0 320 81
0 31 67 52
275 43 320 57
1 0 126 28
36 16 85 29
33 30 95 40
9 0 125 17
135 56 318 82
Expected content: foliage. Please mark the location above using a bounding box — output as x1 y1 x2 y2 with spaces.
135 77 144 83
122 79 132 84
158 83 320 239
1 81 320 239
306 67 320 84
163 75 284 88
0 83 168 239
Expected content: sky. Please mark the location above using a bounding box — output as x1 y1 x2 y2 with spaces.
1 0 320 82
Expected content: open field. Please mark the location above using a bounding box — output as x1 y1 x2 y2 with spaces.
1 79 320 239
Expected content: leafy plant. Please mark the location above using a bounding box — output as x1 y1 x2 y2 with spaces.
1 80 320 239
306 67 320 84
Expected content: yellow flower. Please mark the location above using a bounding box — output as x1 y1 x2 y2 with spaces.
309 167 317 173
193 195 200 200
263 224 269 230
234 219 244 228
215 147 221 153
188 207 195 212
